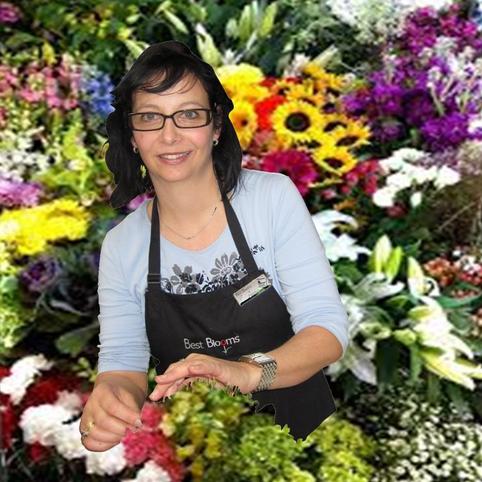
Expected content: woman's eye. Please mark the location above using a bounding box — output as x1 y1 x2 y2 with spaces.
141 113 160 121
180 110 199 118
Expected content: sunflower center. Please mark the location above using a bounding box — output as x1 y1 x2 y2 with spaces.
337 136 359 146
324 157 344 170
286 113 310 132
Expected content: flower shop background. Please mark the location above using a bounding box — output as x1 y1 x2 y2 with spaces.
1 0 482 480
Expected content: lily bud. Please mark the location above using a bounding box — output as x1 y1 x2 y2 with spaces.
407 256 426 297
368 234 392 273
384 246 403 282
393 328 417 346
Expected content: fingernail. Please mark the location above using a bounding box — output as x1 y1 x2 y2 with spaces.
135 418 143 428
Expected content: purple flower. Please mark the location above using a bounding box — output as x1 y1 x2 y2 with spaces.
0 2 22 24
371 119 405 143
372 82 404 117
402 90 436 127
19 255 62 294
421 112 471 151
0 176 43 207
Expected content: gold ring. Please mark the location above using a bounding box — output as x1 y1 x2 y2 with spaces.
80 420 95 438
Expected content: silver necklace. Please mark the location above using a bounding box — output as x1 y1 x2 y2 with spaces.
158 199 220 240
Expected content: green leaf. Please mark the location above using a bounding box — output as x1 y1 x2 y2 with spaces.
436 294 482 309
376 338 400 386
444 382 471 416
123 39 149 59
55 322 99 357
164 10 189 34
409 345 423 381
259 2 277 38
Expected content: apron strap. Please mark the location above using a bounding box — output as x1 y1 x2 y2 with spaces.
148 195 161 284
222 192 258 274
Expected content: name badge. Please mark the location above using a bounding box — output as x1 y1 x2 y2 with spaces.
233 273 271 306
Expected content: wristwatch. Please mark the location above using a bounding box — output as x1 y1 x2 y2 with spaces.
238 352 278 392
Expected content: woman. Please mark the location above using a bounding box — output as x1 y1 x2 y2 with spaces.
80 40 349 451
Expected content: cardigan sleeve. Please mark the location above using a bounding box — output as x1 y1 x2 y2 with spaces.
96 230 151 373
272 174 349 357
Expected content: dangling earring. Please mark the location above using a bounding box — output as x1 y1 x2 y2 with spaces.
133 146 139 154
213 139 219 146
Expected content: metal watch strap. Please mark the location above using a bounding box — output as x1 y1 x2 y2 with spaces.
238 352 278 392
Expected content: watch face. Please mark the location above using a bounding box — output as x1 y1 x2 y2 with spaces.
253 353 274 363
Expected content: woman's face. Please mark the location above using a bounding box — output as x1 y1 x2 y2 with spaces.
130 72 221 186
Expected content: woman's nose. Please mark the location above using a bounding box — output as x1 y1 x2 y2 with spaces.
158 116 181 142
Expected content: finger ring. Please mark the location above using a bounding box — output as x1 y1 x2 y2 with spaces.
80 419 95 438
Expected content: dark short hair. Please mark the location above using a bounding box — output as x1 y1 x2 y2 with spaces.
103 40 243 209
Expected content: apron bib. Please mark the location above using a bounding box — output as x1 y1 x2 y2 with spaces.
144 188 336 440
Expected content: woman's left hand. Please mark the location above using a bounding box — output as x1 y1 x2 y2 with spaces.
148 353 262 401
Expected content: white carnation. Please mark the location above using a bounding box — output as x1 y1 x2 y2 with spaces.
373 186 397 207
56 390 83 414
0 354 53 405
55 418 90 460
122 460 172 482
85 442 127 476
19 404 74 446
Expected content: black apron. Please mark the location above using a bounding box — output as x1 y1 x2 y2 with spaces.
144 188 336 440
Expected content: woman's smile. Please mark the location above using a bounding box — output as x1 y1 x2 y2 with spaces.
157 150 192 165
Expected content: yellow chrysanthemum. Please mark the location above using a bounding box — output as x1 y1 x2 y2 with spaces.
229 98 258 150
285 80 326 108
312 138 358 176
271 99 324 148
215 63 266 99
0 198 91 257
233 83 271 105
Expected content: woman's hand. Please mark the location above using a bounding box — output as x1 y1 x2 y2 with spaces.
149 353 262 401
79 377 144 452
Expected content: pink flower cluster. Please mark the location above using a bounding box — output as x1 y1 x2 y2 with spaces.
0 55 83 111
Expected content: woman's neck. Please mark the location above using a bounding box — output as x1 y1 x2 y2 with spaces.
153 169 222 227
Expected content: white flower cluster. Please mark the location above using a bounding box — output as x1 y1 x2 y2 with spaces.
1 354 172 479
325 0 452 44
0 146 51 182
372 148 460 208
311 210 371 262
18 394 128 476
122 460 172 482
0 354 53 404
372 400 482 481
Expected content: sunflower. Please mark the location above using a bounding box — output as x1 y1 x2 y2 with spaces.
302 62 345 95
331 121 372 149
269 77 301 97
285 80 326 109
311 138 358 176
229 98 258 150
271 100 324 148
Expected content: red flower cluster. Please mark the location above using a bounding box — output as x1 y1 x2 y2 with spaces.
320 159 381 200
423 248 482 288
122 403 185 482
0 366 16 451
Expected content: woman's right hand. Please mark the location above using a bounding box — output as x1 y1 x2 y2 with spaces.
79 377 144 452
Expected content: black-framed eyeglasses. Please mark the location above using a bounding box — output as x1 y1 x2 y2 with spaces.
127 108 213 131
